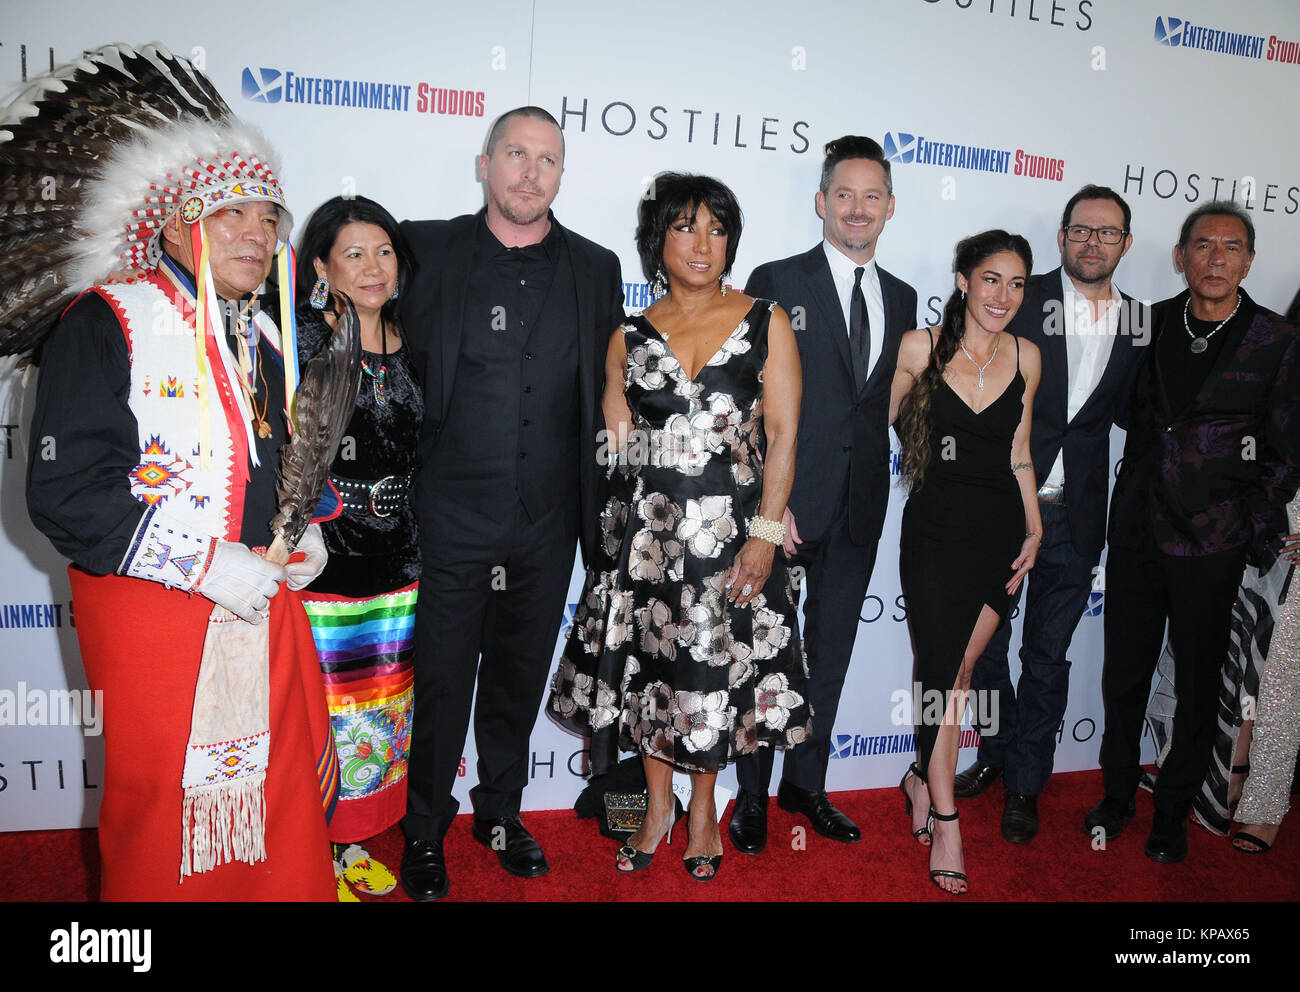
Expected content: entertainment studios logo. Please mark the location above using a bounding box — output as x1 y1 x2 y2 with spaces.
240 65 485 117
1153 15 1300 66
882 130 1064 182
830 728 980 759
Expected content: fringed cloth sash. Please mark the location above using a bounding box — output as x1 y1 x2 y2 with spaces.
181 604 271 877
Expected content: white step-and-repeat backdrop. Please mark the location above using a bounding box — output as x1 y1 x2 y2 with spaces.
3 0 1299 830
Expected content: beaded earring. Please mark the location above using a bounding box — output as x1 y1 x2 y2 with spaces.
310 278 329 310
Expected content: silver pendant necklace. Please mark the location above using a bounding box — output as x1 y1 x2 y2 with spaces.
959 334 1000 390
1184 293 1240 354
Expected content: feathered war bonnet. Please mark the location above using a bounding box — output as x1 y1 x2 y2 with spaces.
0 43 296 367
71 114 294 289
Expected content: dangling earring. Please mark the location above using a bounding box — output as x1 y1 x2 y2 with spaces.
652 267 667 299
719 273 729 297
960 289 967 301
310 278 329 309
390 281 400 301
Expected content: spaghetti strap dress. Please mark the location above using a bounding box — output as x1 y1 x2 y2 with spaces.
899 332 1024 779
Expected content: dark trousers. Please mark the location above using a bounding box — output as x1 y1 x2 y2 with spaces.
402 496 578 840
1099 541 1247 819
736 505 878 794
970 502 1096 796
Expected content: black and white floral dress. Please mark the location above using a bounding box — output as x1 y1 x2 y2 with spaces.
549 298 812 774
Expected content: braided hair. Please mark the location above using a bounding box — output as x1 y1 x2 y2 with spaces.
897 229 1032 492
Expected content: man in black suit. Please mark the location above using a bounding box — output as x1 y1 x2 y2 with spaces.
397 107 624 900
955 186 1148 843
1087 202 1300 863
734 136 917 851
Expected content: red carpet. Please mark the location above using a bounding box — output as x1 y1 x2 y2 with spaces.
2 770 1295 901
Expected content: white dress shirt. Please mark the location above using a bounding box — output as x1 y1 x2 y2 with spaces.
823 240 885 383
1044 268 1121 487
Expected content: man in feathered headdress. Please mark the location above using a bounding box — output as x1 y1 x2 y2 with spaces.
7 45 336 900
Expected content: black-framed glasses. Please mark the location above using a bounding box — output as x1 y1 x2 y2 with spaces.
1064 224 1127 245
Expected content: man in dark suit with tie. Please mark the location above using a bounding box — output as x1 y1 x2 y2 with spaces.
1086 201 1300 863
733 135 917 851
954 186 1149 844
397 107 624 900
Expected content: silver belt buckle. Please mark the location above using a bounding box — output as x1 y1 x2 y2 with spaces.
1037 481 1064 504
368 475 395 517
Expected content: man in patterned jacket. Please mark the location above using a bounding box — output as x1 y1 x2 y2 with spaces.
1086 201 1300 863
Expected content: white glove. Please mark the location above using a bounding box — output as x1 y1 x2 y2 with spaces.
285 523 328 591
197 540 285 623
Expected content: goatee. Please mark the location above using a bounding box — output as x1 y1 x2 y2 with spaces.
498 197 549 227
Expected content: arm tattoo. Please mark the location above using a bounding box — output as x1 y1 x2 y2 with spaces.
1010 461 1033 474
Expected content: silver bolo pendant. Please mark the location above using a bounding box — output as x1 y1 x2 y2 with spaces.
1184 293 1239 355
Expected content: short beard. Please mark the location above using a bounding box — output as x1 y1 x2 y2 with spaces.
495 194 549 227
1062 252 1116 287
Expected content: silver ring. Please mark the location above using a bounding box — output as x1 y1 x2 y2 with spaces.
741 584 753 596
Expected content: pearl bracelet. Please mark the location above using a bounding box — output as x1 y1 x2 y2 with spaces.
748 515 786 545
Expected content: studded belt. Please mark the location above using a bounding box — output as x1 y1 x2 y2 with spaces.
331 472 412 518
1037 481 1065 505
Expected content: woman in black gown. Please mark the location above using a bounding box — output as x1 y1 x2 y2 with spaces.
889 230 1042 894
295 196 421 900
549 174 811 881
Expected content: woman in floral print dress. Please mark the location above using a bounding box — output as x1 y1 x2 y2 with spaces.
549 174 810 881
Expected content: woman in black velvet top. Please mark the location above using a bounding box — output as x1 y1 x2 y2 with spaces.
295 195 422 900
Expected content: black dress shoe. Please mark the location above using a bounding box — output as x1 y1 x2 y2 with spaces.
728 790 769 855
953 761 1002 799
472 814 550 878
1145 811 1188 864
1000 791 1039 844
400 838 449 901
776 782 861 843
1082 795 1136 841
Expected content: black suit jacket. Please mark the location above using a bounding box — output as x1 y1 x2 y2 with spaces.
399 210 624 564
1108 289 1300 559
746 244 917 545
1007 266 1149 559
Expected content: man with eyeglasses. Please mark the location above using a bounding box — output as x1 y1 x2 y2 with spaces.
955 185 1149 844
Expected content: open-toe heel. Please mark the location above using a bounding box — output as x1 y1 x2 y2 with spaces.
683 804 723 882
898 762 931 844
927 808 968 895
616 801 682 874
683 853 723 882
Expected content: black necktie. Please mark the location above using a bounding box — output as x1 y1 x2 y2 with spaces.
849 265 871 388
